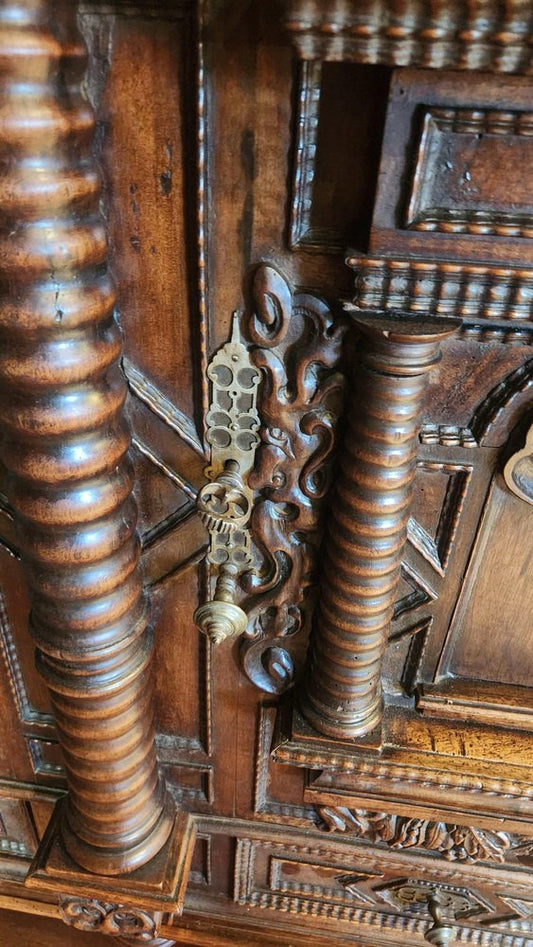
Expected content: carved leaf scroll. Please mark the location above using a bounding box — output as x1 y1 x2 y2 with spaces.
316 807 533 865
59 897 161 941
239 265 347 693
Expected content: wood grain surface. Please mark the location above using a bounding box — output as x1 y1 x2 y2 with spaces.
0 1 532 945
0 0 174 877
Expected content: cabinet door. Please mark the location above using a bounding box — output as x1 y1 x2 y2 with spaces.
2 3 533 947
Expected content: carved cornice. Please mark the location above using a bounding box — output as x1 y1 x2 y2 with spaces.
348 257 533 339
283 1 533 74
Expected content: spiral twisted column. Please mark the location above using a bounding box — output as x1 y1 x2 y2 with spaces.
300 312 459 740
0 0 174 875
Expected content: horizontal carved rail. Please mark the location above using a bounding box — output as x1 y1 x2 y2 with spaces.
283 0 533 74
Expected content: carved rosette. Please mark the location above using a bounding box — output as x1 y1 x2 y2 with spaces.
0 1 174 874
239 265 347 693
300 312 459 738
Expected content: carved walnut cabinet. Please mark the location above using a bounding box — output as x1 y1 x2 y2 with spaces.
1 1 533 945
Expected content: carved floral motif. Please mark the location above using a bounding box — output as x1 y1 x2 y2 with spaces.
59 897 160 941
239 264 347 693
317 807 533 865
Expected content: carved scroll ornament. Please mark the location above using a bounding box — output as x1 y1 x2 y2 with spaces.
194 264 346 693
59 897 161 942
241 265 347 693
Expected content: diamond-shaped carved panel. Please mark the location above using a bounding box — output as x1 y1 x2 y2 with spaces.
375 878 492 920
408 461 471 577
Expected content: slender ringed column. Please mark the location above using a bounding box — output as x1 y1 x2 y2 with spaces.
300 311 459 739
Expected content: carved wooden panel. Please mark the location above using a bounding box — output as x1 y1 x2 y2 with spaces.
2 1 533 945
368 70 533 265
80 0 207 426
436 477 533 689
406 107 533 238
231 827 533 944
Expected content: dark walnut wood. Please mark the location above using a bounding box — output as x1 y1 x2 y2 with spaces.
0 0 175 877
2 2 533 946
283 0 533 73
299 312 459 739
240 263 347 694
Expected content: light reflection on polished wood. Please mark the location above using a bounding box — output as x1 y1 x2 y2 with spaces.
0 0 174 877
300 312 460 739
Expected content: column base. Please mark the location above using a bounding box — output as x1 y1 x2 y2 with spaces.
272 697 383 771
25 796 197 914
299 688 383 740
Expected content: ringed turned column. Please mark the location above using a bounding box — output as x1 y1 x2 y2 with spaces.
0 1 174 874
300 311 459 739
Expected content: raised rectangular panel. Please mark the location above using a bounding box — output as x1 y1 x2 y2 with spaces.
370 69 533 265
407 108 533 237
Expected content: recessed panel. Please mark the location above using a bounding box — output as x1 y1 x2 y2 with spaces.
407 108 533 237
439 479 533 687
371 69 533 264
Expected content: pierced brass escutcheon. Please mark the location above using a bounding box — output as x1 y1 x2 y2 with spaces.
194 315 261 644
